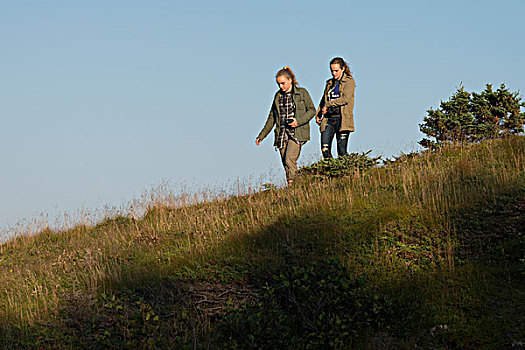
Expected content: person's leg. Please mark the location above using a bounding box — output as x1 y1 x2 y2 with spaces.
333 117 349 157
336 131 350 157
321 118 337 158
279 145 287 176
280 140 301 185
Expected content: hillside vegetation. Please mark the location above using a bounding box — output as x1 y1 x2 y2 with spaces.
1 137 524 349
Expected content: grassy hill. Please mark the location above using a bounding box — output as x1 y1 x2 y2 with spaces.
1 137 524 349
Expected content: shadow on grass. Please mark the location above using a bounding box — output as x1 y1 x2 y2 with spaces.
50 200 438 349
5 186 524 349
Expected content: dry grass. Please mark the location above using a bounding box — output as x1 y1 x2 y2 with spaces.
0 136 523 347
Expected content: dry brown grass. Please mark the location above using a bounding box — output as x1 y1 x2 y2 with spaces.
0 137 523 340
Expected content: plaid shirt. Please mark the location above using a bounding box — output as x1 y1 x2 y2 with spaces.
276 90 299 149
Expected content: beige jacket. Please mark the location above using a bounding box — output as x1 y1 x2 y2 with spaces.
318 73 356 132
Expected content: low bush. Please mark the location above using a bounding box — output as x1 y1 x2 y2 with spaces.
298 152 381 179
219 257 392 349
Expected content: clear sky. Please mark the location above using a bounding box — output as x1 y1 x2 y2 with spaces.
1 0 524 235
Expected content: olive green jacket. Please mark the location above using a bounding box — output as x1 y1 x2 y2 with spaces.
257 86 316 146
318 73 356 132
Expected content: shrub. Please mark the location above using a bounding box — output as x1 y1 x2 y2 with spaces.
298 151 381 179
219 258 392 349
419 84 525 149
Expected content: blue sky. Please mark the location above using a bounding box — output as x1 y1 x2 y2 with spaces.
1 0 524 234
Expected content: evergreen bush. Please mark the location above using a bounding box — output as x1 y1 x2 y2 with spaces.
298 152 381 179
419 84 525 149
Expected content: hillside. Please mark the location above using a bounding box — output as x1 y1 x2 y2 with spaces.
1 137 524 349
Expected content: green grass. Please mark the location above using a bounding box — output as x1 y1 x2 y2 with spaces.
0 137 524 349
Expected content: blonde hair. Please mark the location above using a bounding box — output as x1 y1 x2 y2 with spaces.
330 57 351 77
276 66 299 85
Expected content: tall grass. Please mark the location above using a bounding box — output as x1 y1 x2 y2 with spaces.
0 136 523 347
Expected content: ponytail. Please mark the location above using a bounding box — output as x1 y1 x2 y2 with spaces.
330 57 351 77
276 66 299 85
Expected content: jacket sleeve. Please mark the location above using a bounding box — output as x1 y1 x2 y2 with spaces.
318 83 328 109
325 77 355 109
317 83 328 118
257 104 276 141
296 88 316 127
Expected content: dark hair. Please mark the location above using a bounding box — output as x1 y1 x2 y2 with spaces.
330 57 351 77
276 66 299 85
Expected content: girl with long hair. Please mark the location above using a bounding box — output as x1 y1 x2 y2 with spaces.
256 66 316 186
316 57 356 158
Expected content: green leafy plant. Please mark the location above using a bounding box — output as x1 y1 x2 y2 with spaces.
298 151 381 178
220 258 392 349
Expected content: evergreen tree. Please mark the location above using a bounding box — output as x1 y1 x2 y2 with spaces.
471 84 525 139
419 84 525 149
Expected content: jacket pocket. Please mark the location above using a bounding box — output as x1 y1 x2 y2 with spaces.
295 99 306 113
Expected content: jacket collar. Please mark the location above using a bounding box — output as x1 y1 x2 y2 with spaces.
278 85 298 94
276 85 300 98
327 72 352 84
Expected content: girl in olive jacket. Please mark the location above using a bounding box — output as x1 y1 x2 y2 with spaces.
316 57 356 158
256 66 316 186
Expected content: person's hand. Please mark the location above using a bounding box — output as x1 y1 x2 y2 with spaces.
288 118 298 128
316 115 322 125
322 107 328 115
255 138 261 146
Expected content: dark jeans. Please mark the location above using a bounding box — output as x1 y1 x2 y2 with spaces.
321 117 350 158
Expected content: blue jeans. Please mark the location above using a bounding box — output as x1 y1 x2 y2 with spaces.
321 117 350 158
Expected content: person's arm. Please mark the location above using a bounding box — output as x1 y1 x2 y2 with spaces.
316 83 328 124
256 104 276 143
325 77 355 108
318 90 326 110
